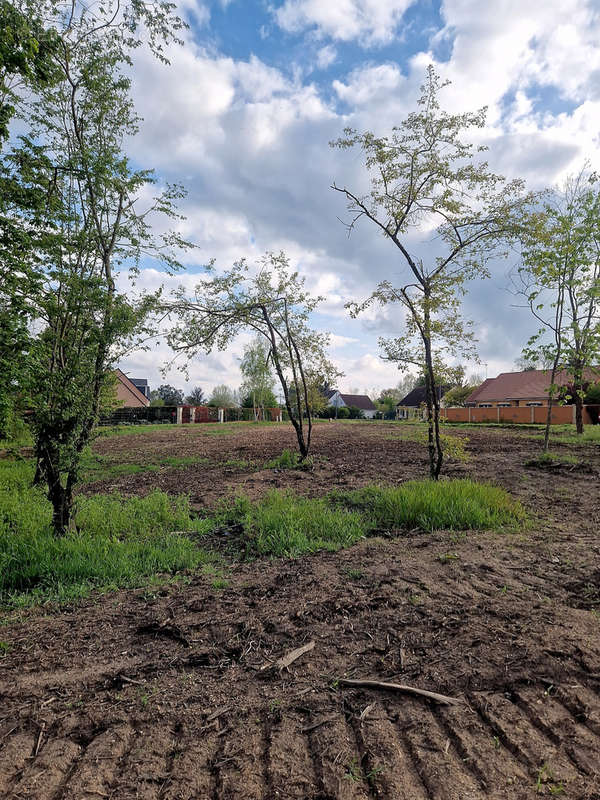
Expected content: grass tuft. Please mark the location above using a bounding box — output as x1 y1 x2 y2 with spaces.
219 490 365 557
331 479 527 532
265 449 312 470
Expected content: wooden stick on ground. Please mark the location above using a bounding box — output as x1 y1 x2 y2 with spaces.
261 640 315 671
337 678 462 706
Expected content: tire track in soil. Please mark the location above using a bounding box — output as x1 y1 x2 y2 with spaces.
513 688 600 777
109 725 173 799
7 737 82 799
469 692 579 784
388 701 482 800
60 724 135 799
0 731 38 796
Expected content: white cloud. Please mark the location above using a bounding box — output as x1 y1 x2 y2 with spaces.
316 45 337 70
116 1 600 395
274 0 415 46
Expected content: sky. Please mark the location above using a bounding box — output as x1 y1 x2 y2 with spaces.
118 0 600 399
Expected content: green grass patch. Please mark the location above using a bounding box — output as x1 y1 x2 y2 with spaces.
0 458 215 606
265 448 312 470
525 451 581 467
332 479 527 532
217 490 366 557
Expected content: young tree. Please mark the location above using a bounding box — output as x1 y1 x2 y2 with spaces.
167 252 341 459
5 1 191 534
331 66 527 478
208 384 239 408
240 336 276 420
518 170 600 442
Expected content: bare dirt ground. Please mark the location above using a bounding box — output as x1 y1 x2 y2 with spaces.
1 421 600 798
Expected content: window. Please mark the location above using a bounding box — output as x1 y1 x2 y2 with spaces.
526 402 542 407
497 403 511 407
478 403 493 408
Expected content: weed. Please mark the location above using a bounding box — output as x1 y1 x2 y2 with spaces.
0 640 10 656
345 567 364 580
211 577 229 590
265 449 312 470
344 757 363 782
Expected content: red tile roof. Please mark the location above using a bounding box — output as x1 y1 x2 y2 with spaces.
466 368 599 405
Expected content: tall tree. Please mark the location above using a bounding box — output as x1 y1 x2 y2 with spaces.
518 169 600 441
167 252 341 459
331 66 527 478
240 336 276 420
151 385 185 406
4 0 191 533
208 384 239 408
185 386 205 405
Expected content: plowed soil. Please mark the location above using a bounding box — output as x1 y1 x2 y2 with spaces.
1 421 600 798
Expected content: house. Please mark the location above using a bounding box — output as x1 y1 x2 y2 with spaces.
327 390 377 419
465 368 599 408
129 377 150 400
114 369 150 408
396 384 450 419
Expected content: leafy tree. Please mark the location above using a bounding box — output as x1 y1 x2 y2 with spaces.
208 384 239 408
585 382 600 404
151 385 184 406
241 388 278 409
332 66 528 478
167 252 341 459
185 386 205 405
518 169 600 442
442 383 480 407
240 336 276 420
5 1 191 534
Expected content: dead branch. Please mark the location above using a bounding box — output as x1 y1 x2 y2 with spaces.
337 678 462 706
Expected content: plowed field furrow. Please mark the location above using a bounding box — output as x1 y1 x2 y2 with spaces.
0 732 37 795
309 714 371 799
218 718 267 799
268 715 316 798
60 724 134 799
161 728 219 800
7 737 82 800
110 726 172 800
351 709 428 799
391 704 482 800
470 692 577 783
437 706 529 794
558 685 600 738
514 688 600 777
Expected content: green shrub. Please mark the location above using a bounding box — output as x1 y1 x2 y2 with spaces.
332 479 527 532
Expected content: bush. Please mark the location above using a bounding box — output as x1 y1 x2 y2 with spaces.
585 382 600 404
347 405 364 419
336 406 350 419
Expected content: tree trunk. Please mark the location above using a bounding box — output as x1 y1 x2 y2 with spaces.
543 358 561 452
575 395 584 434
423 294 442 480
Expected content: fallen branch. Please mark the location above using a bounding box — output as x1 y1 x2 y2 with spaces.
337 678 462 706
261 640 315 671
